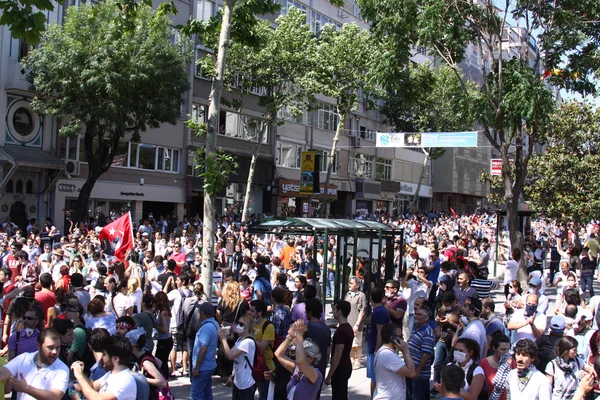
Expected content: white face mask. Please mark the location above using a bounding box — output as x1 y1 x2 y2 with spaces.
453 350 468 363
234 324 244 334
509 288 518 294
385 292 394 299
460 316 469 325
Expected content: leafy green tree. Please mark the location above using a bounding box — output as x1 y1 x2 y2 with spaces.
310 23 378 217
382 64 476 211
527 101 600 223
0 0 54 45
25 0 192 224
197 8 317 222
357 0 598 277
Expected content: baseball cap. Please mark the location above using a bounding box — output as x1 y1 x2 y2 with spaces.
198 302 215 316
529 276 542 287
550 315 565 330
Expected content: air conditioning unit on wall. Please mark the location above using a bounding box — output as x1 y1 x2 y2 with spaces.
65 160 80 177
350 136 361 147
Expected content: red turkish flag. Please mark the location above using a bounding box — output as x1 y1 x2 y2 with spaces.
99 212 134 261
450 207 458 218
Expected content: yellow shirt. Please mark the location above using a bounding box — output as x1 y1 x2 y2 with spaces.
255 320 275 371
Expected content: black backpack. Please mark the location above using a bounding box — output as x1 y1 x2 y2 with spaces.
451 361 488 400
175 289 188 331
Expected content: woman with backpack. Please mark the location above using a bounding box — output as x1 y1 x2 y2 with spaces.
448 338 486 400
546 336 593 400
218 314 257 400
126 327 174 400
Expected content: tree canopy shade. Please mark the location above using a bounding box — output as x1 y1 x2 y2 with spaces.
24 0 192 223
0 0 54 45
527 101 600 223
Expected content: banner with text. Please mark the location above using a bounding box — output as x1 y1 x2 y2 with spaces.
490 159 502 176
376 131 478 148
300 151 315 194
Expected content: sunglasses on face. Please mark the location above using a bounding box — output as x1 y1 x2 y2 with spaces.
23 316 37 321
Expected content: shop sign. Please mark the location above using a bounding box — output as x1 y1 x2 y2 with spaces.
490 159 502 176
58 183 79 193
300 151 315 194
280 179 337 198
398 182 433 198
120 191 145 196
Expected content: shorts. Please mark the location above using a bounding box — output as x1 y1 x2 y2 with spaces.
366 353 376 382
172 329 188 352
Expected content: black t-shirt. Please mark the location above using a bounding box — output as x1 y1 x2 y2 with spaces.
157 271 176 292
307 320 332 378
331 322 354 378
217 300 250 324
535 334 562 372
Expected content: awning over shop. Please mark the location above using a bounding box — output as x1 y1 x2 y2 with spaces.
3 146 64 169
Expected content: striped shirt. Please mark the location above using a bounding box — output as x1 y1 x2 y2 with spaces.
470 279 498 298
408 323 435 379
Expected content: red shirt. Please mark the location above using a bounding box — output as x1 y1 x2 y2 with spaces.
35 290 57 324
6 255 18 280
169 251 186 275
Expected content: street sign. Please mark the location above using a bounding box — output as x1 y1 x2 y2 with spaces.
490 159 502 176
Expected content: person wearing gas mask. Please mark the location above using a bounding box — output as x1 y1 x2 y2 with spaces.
453 297 487 361
527 275 549 315
507 293 547 343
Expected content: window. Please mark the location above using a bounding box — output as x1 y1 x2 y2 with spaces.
276 142 302 168
376 157 392 180
67 136 78 160
129 143 138 168
195 49 211 80
280 0 307 17
353 1 361 18
250 85 268 96
278 104 303 124
315 149 338 174
219 111 269 143
360 126 376 141
16 180 23 194
349 153 374 179
315 101 338 131
310 11 341 34
6 180 13 193
138 144 156 170
193 104 207 122
197 0 214 20
26 180 33 194
187 149 202 177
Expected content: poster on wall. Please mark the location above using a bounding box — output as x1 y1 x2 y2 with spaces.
490 159 502 176
376 131 478 148
300 151 315 194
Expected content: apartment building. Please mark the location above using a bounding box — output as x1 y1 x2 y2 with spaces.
0 0 194 232
186 0 431 218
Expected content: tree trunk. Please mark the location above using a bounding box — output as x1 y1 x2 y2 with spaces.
411 148 429 212
241 123 266 223
319 111 345 218
200 0 236 295
71 171 101 225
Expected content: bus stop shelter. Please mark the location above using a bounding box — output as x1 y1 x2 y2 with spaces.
247 217 402 305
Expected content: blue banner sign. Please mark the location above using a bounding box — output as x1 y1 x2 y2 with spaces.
376 131 478 148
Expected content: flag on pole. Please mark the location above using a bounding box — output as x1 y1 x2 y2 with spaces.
99 212 134 261
450 207 458 218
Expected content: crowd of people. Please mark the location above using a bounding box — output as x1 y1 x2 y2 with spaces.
1 211 600 400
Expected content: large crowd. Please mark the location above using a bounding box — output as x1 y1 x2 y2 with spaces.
0 211 598 400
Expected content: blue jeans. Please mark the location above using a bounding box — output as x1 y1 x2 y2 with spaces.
191 370 213 400
433 340 449 385
327 271 335 297
581 275 595 298
257 381 269 400
411 377 430 400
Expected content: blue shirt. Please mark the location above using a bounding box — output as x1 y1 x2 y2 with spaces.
192 317 219 371
408 323 435 379
429 260 441 283
367 305 390 354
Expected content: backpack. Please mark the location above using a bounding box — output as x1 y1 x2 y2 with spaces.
175 289 188 331
184 300 202 340
455 361 488 400
243 337 268 383
139 353 175 400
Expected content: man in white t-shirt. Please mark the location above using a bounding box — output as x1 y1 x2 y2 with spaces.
72 335 137 400
373 324 415 400
0 328 69 400
507 293 547 342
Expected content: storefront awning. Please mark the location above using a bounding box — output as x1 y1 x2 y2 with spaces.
3 146 64 169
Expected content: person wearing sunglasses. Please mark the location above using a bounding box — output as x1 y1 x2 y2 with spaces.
7 309 41 360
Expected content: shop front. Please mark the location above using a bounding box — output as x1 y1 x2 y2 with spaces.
395 181 433 214
355 179 381 216
276 179 337 217
54 179 186 231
